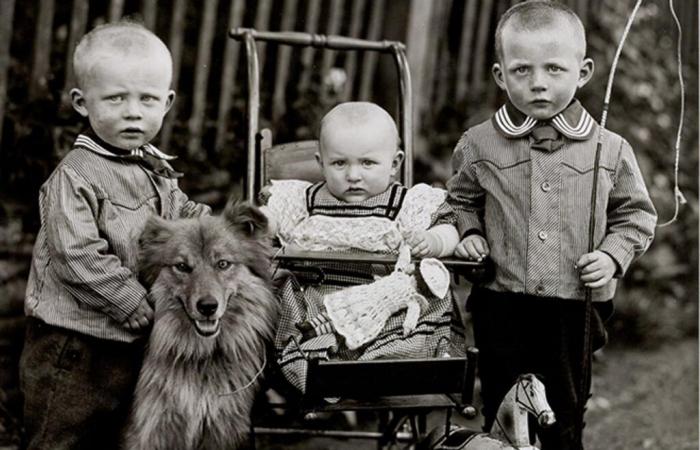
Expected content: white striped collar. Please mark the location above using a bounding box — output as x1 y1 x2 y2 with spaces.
492 100 597 141
74 134 177 161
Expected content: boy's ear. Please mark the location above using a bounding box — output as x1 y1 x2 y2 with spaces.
577 58 595 88
314 151 323 168
492 63 507 91
224 200 268 237
164 90 176 114
70 88 89 117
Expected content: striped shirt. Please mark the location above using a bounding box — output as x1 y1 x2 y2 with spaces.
435 101 657 301
25 135 211 342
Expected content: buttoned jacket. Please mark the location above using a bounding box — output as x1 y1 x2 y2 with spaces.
25 135 210 342
438 101 657 301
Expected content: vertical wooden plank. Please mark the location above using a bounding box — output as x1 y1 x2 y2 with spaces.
272 0 299 123
0 0 15 145
29 0 55 100
62 0 89 107
456 0 478 101
358 0 385 101
187 0 219 159
298 0 321 93
142 0 157 30
108 0 125 22
320 0 344 79
576 0 589 27
434 2 453 115
214 0 245 153
421 0 447 119
254 0 273 74
471 0 494 92
160 0 186 151
341 0 367 101
406 0 433 119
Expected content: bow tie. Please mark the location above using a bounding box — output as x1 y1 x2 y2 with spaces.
530 124 564 152
122 147 183 179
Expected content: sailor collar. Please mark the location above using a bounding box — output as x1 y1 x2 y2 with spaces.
492 99 597 140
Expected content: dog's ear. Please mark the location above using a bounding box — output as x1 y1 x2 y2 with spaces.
138 215 175 286
223 200 268 237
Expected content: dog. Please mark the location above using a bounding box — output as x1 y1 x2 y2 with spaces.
123 201 279 450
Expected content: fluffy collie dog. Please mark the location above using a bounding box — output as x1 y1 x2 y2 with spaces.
123 202 278 450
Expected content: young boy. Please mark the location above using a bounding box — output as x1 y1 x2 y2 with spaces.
20 20 210 449
436 2 657 449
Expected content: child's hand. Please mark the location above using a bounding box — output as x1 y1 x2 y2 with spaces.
123 300 154 331
407 231 438 258
455 235 490 261
576 251 616 288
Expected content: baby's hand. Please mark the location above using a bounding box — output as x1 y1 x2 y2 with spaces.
407 231 438 258
455 234 489 261
123 299 154 331
576 251 616 288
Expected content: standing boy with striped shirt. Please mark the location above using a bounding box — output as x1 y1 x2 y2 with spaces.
436 2 656 449
20 20 209 449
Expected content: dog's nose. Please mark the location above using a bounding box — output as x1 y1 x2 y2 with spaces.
196 296 218 317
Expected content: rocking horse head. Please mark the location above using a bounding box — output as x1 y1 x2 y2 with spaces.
464 373 555 450
490 373 556 448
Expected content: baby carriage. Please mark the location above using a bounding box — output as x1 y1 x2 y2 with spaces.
230 28 485 449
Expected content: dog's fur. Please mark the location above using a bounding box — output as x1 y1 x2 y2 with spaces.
123 202 278 450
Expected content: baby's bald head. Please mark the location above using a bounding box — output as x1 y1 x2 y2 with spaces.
319 102 399 157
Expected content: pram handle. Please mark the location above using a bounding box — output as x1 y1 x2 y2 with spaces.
229 28 404 52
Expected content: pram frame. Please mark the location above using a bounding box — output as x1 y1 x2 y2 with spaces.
229 27 481 449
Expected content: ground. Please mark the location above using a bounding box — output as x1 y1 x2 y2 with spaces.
255 337 699 450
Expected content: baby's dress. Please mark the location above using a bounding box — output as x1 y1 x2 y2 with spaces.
266 180 465 393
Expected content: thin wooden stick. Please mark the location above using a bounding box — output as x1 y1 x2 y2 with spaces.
142 0 157 30
29 0 54 100
0 0 15 146
406 0 433 136
471 0 494 92
341 0 367 101
215 0 245 153
272 0 299 123
298 0 321 93
254 0 273 75
320 0 345 104
456 0 478 102
187 0 219 159
160 0 186 151
358 0 384 101
62 0 89 107
108 0 124 22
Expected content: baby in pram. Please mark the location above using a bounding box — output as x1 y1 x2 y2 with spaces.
260 102 463 392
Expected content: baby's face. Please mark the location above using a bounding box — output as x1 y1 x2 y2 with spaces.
317 121 402 203
493 20 593 120
71 52 174 150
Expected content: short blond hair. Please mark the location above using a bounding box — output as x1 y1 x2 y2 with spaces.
495 1 587 62
73 19 173 88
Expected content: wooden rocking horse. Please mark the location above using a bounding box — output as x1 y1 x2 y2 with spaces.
460 373 556 450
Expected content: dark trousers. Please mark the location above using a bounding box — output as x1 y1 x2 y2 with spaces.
19 317 144 450
468 287 611 450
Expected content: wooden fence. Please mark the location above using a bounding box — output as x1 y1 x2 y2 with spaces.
0 0 697 159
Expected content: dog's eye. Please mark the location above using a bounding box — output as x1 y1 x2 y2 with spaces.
216 260 232 270
174 262 191 273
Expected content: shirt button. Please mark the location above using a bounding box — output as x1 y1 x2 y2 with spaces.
541 182 551 192
536 285 546 295
538 231 548 240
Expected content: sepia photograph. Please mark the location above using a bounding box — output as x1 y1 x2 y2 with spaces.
0 0 697 449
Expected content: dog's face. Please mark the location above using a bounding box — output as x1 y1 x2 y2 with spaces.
138 202 272 338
